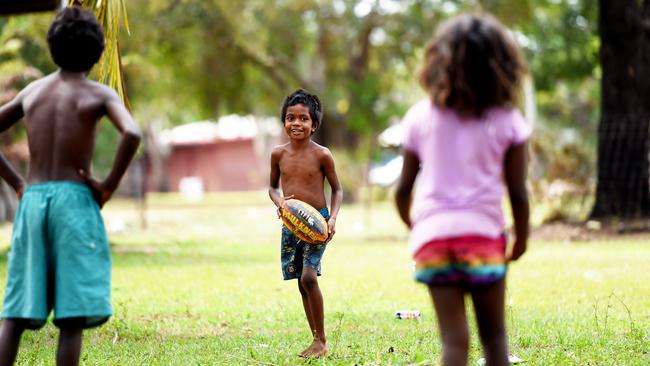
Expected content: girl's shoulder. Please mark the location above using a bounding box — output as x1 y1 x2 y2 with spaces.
484 106 523 121
483 106 528 130
402 99 436 127
405 98 435 117
483 107 532 145
403 101 526 127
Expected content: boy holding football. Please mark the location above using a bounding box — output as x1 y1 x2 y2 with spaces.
268 88 343 358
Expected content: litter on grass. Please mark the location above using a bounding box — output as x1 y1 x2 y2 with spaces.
477 354 524 365
394 310 421 320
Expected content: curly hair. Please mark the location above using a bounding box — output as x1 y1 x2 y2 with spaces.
419 14 526 118
280 89 324 133
47 6 104 72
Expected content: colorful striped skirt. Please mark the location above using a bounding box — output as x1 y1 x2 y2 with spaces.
413 235 507 288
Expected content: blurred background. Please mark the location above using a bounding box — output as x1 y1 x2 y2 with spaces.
0 0 640 227
3 4 650 365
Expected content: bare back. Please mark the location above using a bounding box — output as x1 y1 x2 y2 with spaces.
20 71 120 184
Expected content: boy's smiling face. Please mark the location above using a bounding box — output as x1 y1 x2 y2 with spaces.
284 104 315 140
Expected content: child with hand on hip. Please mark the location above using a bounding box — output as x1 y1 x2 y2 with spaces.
0 7 141 366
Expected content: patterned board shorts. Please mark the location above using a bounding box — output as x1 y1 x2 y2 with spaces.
280 207 329 280
413 235 507 288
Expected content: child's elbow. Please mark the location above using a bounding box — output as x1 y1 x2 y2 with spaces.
509 189 529 207
124 129 142 147
335 187 343 198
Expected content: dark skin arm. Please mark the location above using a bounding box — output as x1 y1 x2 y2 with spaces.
268 147 292 216
504 142 529 261
395 150 420 228
0 93 27 198
320 148 343 242
79 92 141 207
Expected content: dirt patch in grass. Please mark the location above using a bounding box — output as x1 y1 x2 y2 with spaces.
532 220 650 242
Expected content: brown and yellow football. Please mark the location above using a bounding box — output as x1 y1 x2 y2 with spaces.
281 199 329 245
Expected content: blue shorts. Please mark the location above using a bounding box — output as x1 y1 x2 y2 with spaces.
2 181 112 329
281 207 329 280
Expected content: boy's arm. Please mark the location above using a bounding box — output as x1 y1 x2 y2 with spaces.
504 142 529 261
394 150 420 228
0 95 27 196
321 148 342 241
268 148 285 213
80 90 141 207
0 155 25 199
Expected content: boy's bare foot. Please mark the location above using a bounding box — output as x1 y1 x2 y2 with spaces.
298 341 315 358
299 340 328 358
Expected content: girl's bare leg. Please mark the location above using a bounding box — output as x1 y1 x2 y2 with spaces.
428 285 469 366
470 279 508 366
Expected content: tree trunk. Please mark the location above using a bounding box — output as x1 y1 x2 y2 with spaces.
591 0 650 219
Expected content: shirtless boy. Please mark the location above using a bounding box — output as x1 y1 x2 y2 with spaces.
0 7 141 365
269 89 343 358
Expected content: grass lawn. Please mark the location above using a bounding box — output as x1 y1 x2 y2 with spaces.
0 191 648 365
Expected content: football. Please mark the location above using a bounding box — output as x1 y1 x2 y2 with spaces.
281 199 329 245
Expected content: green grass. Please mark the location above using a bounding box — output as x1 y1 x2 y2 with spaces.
0 192 648 365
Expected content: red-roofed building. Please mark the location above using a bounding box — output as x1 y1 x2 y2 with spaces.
148 115 281 193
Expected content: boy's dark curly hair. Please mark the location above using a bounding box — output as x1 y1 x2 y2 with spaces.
419 14 526 118
47 6 104 72
280 89 324 133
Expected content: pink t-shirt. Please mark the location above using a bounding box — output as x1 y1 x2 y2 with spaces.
402 99 531 255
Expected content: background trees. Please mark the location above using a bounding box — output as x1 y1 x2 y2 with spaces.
117 1 600 145
590 0 650 219
1 0 647 222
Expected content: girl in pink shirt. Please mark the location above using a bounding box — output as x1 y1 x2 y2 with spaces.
395 14 530 366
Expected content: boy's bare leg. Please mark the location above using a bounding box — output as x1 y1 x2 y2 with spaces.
298 267 327 358
298 280 316 345
56 317 84 366
0 319 26 365
470 279 509 366
428 286 469 366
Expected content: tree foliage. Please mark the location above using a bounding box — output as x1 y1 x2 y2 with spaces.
0 0 602 143
120 1 446 146
115 1 600 149
70 0 131 107
1 0 634 221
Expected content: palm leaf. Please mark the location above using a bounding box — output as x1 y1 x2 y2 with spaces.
68 0 130 109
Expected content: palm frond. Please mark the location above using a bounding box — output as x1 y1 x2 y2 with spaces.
68 0 130 109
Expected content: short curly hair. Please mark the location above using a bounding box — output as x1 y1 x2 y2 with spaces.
419 14 526 118
47 6 104 72
280 89 324 134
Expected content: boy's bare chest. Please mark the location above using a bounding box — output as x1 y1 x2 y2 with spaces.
279 154 323 179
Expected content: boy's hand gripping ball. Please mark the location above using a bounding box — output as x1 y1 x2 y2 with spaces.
281 199 329 245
